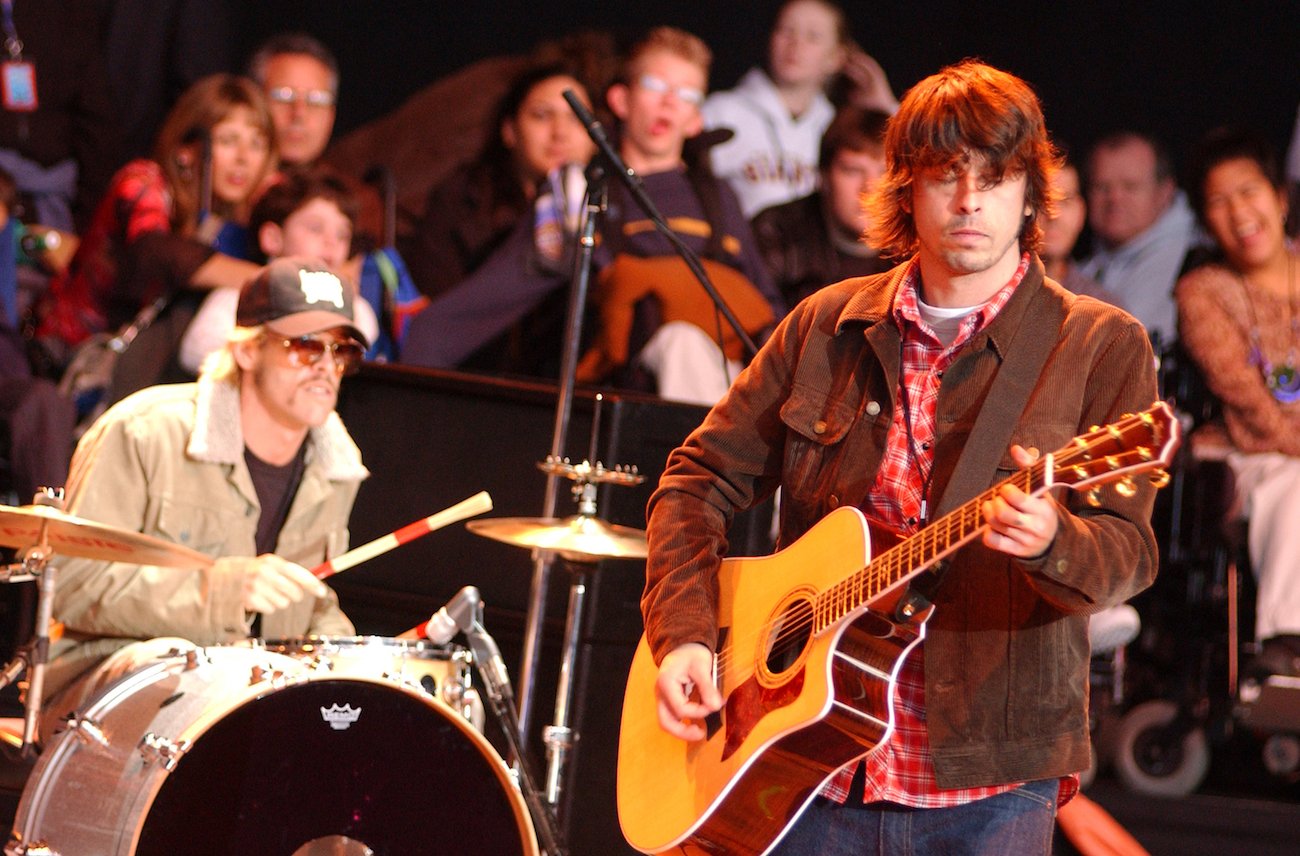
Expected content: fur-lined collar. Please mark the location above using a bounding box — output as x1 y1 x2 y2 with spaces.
187 375 369 482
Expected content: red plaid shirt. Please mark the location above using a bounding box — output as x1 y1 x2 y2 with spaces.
821 254 1076 808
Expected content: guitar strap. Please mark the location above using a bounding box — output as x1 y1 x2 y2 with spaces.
896 278 1069 617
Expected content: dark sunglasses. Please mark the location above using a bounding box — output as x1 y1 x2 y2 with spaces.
272 335 365 375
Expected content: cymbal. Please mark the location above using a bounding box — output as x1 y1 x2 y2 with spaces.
0 503 214 569
466 515 648 560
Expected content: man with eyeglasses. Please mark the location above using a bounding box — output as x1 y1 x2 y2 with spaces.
248 32 339 168
248 33 385 248
41 257 368 730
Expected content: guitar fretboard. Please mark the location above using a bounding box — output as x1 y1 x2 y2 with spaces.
811 408 1170 634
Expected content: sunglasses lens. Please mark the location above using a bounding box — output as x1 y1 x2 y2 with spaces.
280 336 364 374
333 342 364 374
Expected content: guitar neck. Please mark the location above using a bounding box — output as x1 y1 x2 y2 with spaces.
815 470 1031 633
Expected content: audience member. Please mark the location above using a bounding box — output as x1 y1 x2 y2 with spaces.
32 74 274 369
403 30 782 403
397 63 596 377
402 63 598 301
0 167 74 502
43 257 366 731
751 105 893 306
247 32 385 248
179 168 383 372
1042 157 1126 308
0 1 121 233
1175 127 1300 677
702 0 897 219
576 27 782 403
1079 131 1200 346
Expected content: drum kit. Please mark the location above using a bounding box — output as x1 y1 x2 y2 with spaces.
0 449 648 856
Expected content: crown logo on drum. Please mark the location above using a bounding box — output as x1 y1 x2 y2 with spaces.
320 703 362 730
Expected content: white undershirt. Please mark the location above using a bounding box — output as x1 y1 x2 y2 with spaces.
917 298 983 348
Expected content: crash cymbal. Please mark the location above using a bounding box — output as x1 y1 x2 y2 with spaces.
0 504 214 569
466 515 648 560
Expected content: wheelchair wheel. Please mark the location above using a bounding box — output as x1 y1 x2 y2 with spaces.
1114 699 1210 797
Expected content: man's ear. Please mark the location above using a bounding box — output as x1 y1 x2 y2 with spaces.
259 222 284 259
607 83 630 121
501 118 518 151
233 335 261 372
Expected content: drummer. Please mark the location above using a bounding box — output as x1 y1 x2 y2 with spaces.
42 256 368 732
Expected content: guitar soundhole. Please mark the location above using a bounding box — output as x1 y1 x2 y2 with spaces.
765 599 814 675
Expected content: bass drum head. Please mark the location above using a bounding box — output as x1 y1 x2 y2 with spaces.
135 677 535 856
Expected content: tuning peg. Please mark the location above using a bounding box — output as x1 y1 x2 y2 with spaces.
1115 477 1137 498
1149 469 1171 489
1086 489 1102 507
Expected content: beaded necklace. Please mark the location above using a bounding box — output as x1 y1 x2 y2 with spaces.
1241 252 1300 404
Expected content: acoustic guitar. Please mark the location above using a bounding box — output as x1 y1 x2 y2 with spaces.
617 402 1180 855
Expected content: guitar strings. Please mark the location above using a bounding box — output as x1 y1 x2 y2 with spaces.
710 413 1149 678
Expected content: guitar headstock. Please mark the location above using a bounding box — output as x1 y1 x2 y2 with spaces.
1048 401 1181 501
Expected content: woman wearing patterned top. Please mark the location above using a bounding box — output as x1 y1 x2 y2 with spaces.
1175 127 1300 675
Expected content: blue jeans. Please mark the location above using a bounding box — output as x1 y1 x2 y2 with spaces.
769 778 1059 856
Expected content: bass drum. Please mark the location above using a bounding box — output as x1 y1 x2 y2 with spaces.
249 636 484 732
11 644 537 856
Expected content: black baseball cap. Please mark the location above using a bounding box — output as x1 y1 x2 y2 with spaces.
236 257 368 347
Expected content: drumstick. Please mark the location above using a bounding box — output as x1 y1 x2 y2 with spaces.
312 491 493 580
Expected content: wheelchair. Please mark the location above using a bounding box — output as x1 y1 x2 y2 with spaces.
1110 344 1300 797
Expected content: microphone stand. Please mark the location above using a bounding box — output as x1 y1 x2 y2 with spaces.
515 158 609 741
466 605 567 856
560 88 759 359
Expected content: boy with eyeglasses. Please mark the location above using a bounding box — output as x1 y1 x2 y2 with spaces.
581 27 783 403
41 257 368 731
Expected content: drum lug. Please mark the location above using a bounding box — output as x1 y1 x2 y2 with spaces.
139 731 191 771
65 714 109 749
440 678 464 708
249 663 295 687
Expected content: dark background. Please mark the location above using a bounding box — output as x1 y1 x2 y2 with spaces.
228 1 1300 179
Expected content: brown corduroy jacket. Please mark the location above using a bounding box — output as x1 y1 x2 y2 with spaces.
643 256 1161 789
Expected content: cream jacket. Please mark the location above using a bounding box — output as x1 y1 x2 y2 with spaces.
47 376 365 694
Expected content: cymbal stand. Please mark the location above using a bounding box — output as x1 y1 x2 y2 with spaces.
536 457 643 813
0 489 65 757
464 601 567 856
516 161 608 741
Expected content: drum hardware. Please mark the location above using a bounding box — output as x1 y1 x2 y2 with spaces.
63 716 106 749
469 447 646 817
421 585 567 856
0 489 215 756
138 732 190 771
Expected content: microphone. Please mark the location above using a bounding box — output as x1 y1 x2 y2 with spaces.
562 89 614 157
423 585 480 644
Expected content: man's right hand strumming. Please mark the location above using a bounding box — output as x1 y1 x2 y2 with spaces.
655 642 723 741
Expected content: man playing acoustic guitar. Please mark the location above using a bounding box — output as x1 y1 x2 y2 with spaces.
631 60 1164 854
